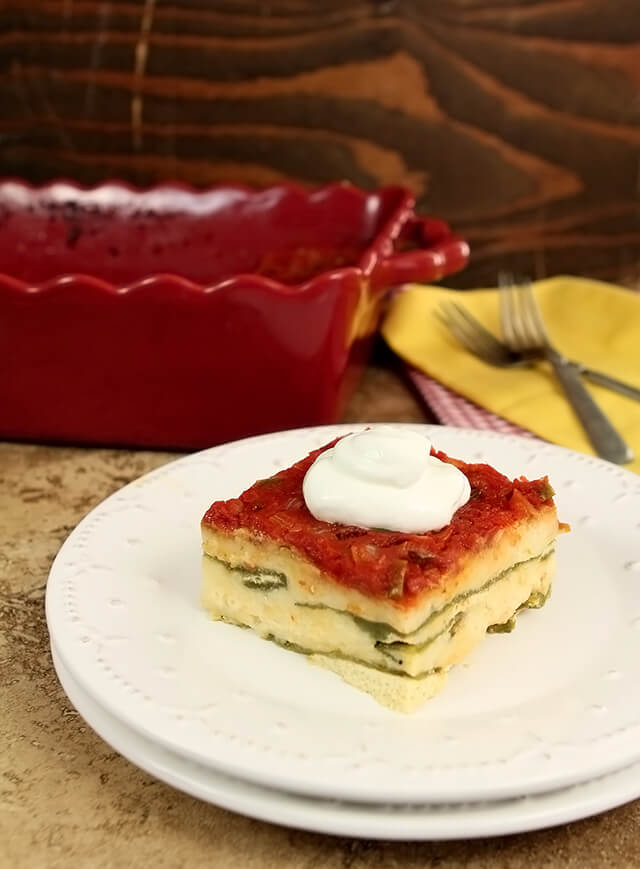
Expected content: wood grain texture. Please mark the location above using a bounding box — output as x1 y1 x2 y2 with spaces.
1 0 639 286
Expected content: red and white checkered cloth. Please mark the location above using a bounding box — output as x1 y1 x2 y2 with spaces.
407 367 539 439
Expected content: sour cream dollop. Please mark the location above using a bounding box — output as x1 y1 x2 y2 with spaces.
302 428 470 534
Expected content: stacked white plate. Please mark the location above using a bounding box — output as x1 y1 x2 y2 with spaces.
46 425 640 839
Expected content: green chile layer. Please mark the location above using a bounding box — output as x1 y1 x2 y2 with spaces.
205 549 553 674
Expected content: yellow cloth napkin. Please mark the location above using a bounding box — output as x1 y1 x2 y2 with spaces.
381 276 640 473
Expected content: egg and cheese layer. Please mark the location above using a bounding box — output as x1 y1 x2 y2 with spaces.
201 516 558 711
202 548 553 677
201 443 564 712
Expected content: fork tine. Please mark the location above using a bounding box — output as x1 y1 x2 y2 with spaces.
448 303 507 356
438 303 512 366
436 307 480 352
441 303 486 346
514 285 541 349
437 305 497 362
521 283 550 345
498 271 514 290
435 308 472 350
514 287 534 348
438 303 477 339
499 282 519 349
448 303 514 365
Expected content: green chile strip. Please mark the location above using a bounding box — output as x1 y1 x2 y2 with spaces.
206 549 553 651
207 555 287 592
297 549 554 644
376 611 464 665
267 634 443 680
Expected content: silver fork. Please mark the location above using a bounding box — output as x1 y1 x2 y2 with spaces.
437 301 640 403
499 280 634 464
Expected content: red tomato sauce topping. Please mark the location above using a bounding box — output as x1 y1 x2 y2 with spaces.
202 440 556 604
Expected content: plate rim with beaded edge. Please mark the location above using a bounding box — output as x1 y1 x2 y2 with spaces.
45 424 640 805
50 642 640 840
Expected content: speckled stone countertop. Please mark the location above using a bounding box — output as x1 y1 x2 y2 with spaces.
1 364 638 869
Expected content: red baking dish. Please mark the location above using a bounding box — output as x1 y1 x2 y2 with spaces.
0 180 468 449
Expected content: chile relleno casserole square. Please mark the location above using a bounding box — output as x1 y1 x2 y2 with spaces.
201 438 565 712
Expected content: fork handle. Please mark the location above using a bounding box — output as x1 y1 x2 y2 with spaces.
575 365 640 403
548 353 634 464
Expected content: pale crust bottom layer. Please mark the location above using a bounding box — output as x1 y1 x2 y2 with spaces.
308 656 448 714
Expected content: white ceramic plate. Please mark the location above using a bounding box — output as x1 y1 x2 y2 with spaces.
51 642 640 840
46 425 640 805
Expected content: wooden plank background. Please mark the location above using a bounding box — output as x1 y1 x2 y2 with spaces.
1 0 639 287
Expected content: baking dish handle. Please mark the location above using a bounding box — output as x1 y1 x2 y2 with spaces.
373 216 470 290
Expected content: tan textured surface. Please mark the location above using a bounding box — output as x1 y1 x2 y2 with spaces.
1 364 639 868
